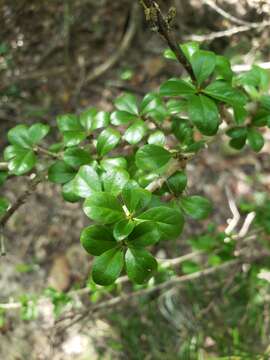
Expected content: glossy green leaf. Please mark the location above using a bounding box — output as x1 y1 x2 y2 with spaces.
48 160 75 184
180 42 200 62
7 125 32 149
167 99 187 115
247 128 264 152
83 192 124 224
125 248 157 284
180 195 212 220
148 130 166 146
92 247 124 285
102 168 130 196
138 206 184 240
80 109 110 132
57 114 86 147
123 120 147 145
63 148 92 169
163 48 177 60
0 197 9 216
81 225 116 256
96 128 121 156
135 145 171 171
191 50 216 85
141 93 168 122
110 111 138 126
4 146 36 175
172 118 194 145
0 171 8 186
61 178 81 203
188 95 220 136
114 93 139 115
113 219 135 241
215 55 233 82
100 157 127 171
204 81 247 106
122 182 152 213
160 79 196 97
128 222 160 247
72 165 101 198
167 171 187 195
28 123 50 144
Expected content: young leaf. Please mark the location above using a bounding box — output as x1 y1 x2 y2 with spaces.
57 114 86 147
72 165 101 198
138 207 184 240
190 50 216 86
48 160 75 184
113 219 135 241
127 222 160 247
79 108 98 132
96 128 121 156
188 95 220 136
180 195 213 220
83 192 124 224
160 79 196 97
180 42 200 62
101 168 130 196
247 128 264 152
135 144 172 171
125 248 157 284
63 148 92 169
92 247 124 285
80 225 116 256
114 93 139 115
122 182 152 213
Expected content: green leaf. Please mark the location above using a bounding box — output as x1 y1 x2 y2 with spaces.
172 118 194 145
138 207 184 240
63 148 92 169
167 99 187 115
101 168 130 196
204 81 247 106
261 95 270 111
114 93 139 115
237 65 269 91
226 126 247 150
125 248 157 284
113 219 135 241
100 157 127 171
72 165 101 198
96 128 121 156
92 247 124 285
163 48 177 60
135 145 172 171
215 55 233 82
182 260 201 274
122 182 152 213
180 195 212 220
123 120 147 145
48 160 75 184
180 42 200 62
190 50 216 85
83 192 124 224
160 79 196 97
0 197 9 216
80 225 116 256
247 128 264 152
28 123 50 144
57 114 86 147
80 109 110 131
128 222 160 247
110 111 138 126
7 125 32 149
148 130 166 146
141 93 168 122
167 171 187 195
188 95 220 136
233 104 247 125
62 179 81 203
4 146 36 175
